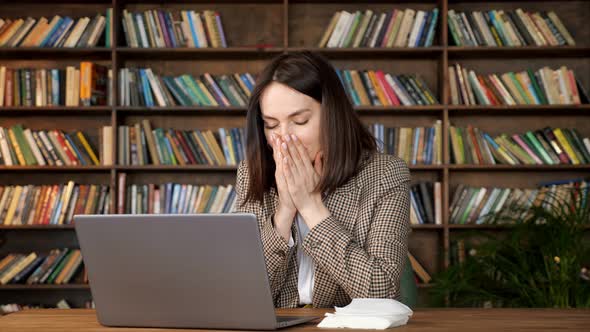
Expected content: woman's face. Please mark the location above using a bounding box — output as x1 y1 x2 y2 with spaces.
259 82 322 163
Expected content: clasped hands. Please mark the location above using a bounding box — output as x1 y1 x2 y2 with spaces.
270 132 331 230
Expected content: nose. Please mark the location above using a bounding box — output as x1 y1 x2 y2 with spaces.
273 126 291 140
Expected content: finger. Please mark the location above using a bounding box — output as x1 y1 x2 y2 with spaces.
289 134 315 174
284 135 306 178
281 139 301 179
282 154 296 192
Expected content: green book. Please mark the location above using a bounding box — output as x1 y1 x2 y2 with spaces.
11 125 37 166
526 69 547 104
525 131 553 164
507 72 532 104
47 250 74 284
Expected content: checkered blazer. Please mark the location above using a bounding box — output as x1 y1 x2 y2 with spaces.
234 151 411 308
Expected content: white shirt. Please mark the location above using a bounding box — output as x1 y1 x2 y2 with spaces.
287 212 314 305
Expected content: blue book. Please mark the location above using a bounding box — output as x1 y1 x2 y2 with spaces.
409 191 424 224
64 134 86 166
424 9 439 47
51 69 60 105
343 71 361 106
164 183 173 213
49 187 64 225
171 184 181 214
240 74 254 92
204 186 219 213
187 10 200 47
39 17 64 47
222 189 236 213
412 128 421 165
139 69 154 106
12 255 46 284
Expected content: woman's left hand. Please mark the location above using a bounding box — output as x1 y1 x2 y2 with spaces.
280 134 328 227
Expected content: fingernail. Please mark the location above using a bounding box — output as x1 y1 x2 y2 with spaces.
285 135 290 142
283 157 288 163
281 142 287 150
291 134 297 141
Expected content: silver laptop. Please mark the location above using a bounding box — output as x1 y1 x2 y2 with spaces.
74 213 320 330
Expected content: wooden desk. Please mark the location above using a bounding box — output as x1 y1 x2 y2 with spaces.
1 308 589 331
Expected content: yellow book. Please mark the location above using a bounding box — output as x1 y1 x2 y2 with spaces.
226 134 236 165
408 252 431 284
83 185 97 215
0 252 37 285
3 186 23 225
367 70 389 106
79 62 91 105
195 78 219 106
7 128 26 166
350 71 370 105
165 131 186 166
553 128 580 164
204 130 226 165
191 132 214 165
57 181 75 225
318 11 341 48
197 185 213 213
55 250 80 285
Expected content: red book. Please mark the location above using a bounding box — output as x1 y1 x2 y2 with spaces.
375 70 401 106
175 131 197 164
53 130 78 165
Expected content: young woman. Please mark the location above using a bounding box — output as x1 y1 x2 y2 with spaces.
234 51 411 308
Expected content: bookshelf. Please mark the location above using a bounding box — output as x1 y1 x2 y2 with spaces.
0 0 589 308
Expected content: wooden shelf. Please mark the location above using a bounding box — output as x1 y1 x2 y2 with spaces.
0 284 89 290
0 107 113 115
0 166 112 172
0 225 76 230
447 165 590 171
447 46 590 58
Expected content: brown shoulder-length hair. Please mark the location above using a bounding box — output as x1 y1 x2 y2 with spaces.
242 51 377 204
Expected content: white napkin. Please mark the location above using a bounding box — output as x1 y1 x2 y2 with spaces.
317 298 413 329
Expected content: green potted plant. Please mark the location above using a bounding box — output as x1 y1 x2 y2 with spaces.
430 186 590 308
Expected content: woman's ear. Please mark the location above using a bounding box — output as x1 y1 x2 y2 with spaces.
313 151 324 175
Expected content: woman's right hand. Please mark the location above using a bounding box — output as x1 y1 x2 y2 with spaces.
270 133 297 239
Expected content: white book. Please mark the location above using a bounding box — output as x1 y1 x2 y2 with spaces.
0 128 12 166
434 182 442 225
473 11 496 46
368 13 386 48
191 11 209 48
384 74 412 105
209 185 225 213
477 188 501 224
407 10 426 47
135 13 150 47
145 69 167 106
394 9 415 47
337 11 359 48
64 17 90 48
87 15 106 47
57 181 76 225
38 131 63 166
123 10 138 48
23 129 46 166
327 11 351 48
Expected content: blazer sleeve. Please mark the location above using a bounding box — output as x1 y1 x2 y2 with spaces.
301 157 411 300
234 161 296 301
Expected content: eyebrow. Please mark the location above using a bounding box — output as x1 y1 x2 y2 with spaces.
261 108 311 120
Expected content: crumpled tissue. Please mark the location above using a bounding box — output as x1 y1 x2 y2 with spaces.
317 298 413 329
